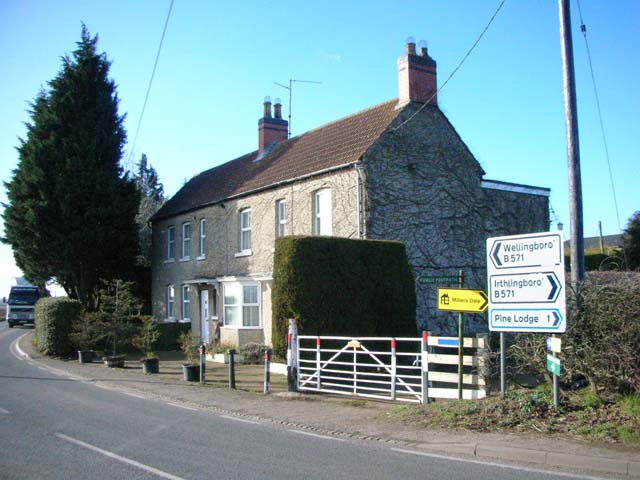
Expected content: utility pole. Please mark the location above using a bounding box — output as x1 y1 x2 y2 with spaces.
558 0 585 286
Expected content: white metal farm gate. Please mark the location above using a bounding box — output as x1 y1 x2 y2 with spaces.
296 334 487 403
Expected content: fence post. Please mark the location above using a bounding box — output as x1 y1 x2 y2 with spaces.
421 331 430 404
316 337 321 390
391 338 397 401
199 343 206 384
228 348 236 390
477 333 490 395
287 319 298 392
264 348 271 394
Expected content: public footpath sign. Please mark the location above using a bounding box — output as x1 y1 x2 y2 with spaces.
546 354 561 377
487 232 566 333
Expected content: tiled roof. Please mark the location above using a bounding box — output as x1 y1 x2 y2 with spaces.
151 99 402 221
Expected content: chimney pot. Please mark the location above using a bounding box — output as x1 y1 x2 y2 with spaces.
274 97 282 119
418 40 428 56
263 96 272 118
406 36 416 55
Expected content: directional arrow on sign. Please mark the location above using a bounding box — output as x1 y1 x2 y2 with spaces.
489 271 563 304
492 241 503 267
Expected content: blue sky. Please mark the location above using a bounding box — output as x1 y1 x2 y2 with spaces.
1 0 638 297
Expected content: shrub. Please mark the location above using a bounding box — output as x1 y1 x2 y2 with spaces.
70 311 106 351
131 316 160 359
239 342 268 364
178 330 201 365
35 297 82 356
509 272 640 397
91 280 142 356
272 236 416 358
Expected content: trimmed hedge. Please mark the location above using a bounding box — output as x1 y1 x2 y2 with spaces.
155 322 191 351
272 236 416 357
35 297 82 356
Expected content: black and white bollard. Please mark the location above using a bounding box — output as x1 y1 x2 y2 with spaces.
264 348 272 394
228 348 236 390
287 319 298 392
199 343 206 384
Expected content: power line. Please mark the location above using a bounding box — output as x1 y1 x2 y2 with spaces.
393 0 506 131
126 0 174 171
575 0 622 231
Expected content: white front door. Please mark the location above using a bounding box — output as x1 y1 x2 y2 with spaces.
200 290 210 343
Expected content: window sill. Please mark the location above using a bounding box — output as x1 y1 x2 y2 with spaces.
178 319 191 323
220 325 263 330
164 259 175 264
234 250 252 258
179 257 191 262
197 255 206 261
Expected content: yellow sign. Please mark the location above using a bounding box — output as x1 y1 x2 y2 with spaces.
437 288 488 313
347 340 361 349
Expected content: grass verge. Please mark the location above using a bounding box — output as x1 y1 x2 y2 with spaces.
386 387 640 445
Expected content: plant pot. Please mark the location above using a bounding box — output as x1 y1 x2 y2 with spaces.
103 354 126 368
78 350 94 364
141 357 159 374
210 352 240 364
182 364 200 382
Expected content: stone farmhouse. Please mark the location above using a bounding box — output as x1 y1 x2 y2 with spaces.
150 40 549 346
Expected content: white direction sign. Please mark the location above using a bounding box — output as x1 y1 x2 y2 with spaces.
487 232 566 333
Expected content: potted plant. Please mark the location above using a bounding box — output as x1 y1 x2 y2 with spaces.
132 316 161 374
70 312 104 364
93 280 140 368
178 330 201 381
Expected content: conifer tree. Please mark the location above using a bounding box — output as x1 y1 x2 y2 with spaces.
2 25 139 307
133 153 165 267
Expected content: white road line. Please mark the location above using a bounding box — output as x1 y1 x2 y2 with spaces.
167 403 198 411
55 433 186 480
219 415 260 425
122 391 147 400
0 407 10 414
288 429 345 442
390 448 611 480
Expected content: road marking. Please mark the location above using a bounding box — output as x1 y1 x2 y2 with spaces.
55 433 186 480
219 415 260 425
0 407 10 414
288 429 344 442
122 391 147 400
391 448 611 480
167 403 198 411
13 333 31 359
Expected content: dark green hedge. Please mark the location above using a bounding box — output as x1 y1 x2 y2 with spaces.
35 297 82 356
155 322 191 351
272 236 416 357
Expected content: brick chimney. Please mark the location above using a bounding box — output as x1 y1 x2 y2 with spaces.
397 38 437 108
258 96 288 152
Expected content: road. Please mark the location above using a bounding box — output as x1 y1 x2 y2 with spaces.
0 322 610 479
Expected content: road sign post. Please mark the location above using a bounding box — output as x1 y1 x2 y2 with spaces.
487 231 567 407
436 271 489 400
